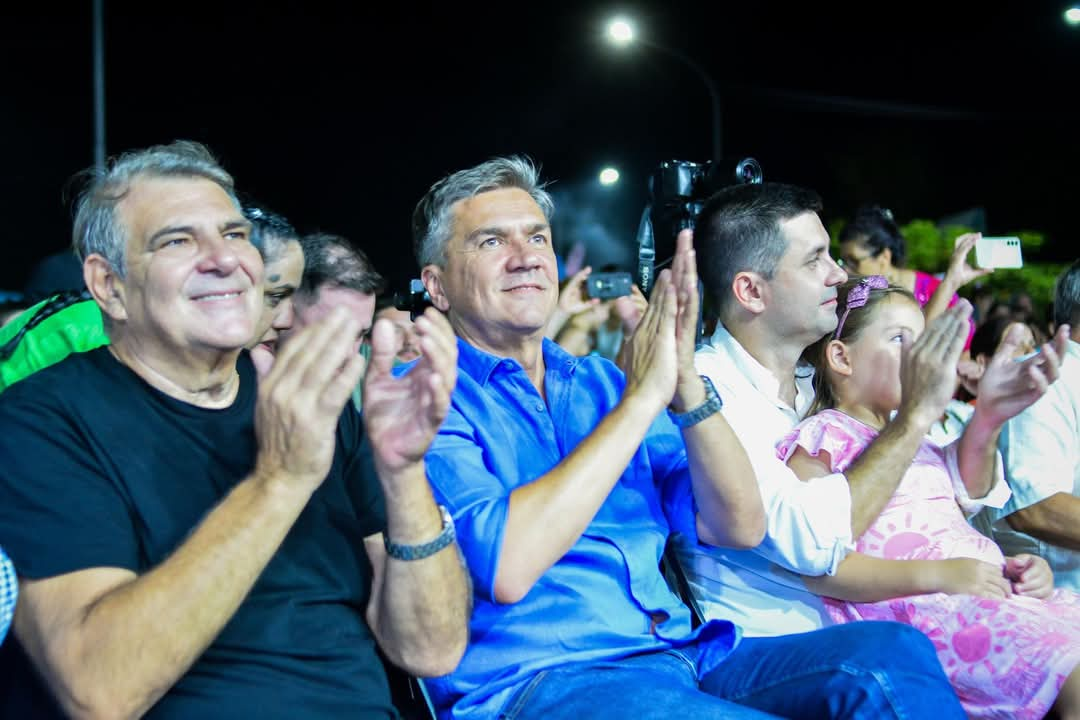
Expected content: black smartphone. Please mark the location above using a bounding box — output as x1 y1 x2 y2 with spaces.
585 272 633 299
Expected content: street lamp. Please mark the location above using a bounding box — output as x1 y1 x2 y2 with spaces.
607 18 634 46
605 17 722 161
1066 6 1080 25
598 167 620 186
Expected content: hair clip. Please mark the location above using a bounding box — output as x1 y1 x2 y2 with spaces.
835 275 889 338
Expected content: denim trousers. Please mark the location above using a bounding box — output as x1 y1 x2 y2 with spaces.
497 621 966 720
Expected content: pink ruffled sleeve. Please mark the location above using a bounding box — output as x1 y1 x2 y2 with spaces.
776 410 868 474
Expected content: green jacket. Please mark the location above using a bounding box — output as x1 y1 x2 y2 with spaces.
0 297 109 393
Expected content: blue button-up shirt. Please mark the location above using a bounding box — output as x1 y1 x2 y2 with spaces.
423 338 739 720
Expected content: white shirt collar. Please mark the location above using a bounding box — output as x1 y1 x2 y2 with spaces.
704 324 816 421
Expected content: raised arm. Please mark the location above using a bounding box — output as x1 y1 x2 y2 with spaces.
953 322 1067 501
13 309 366 720
922 233 991 325
844 301 971 537
361 308 470 677
493 268 686 603
667 229 764 549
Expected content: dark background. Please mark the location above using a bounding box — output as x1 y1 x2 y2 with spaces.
3 1 1078 295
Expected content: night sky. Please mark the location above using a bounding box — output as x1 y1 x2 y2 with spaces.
3 1 1078 296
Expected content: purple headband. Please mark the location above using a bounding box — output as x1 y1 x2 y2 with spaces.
835 275 889 338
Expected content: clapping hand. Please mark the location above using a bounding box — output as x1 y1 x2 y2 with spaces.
363 307 458 475
974 322 1069 427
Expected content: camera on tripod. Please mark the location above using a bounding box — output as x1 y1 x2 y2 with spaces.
637 157 763 295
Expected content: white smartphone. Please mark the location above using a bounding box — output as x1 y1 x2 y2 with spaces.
975 236 1023 269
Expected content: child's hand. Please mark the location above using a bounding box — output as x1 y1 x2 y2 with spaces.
1005 554 1054 599
935 558 1012 598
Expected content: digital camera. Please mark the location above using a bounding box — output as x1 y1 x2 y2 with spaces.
637 158 763 295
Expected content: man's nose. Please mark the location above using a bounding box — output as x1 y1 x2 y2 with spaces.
826 255 848 286
197 233 243 275
273 299 295 330
505 235 545 270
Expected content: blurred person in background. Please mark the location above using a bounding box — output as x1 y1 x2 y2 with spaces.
838 205 985 347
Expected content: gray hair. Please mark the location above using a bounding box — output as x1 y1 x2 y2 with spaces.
695 182 824 322
411 155 555 268
1054 258 1080 329
71 140 238 277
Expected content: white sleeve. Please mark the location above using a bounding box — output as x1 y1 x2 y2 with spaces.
941 440 1012 517
696 344 854 577
750 452 854 577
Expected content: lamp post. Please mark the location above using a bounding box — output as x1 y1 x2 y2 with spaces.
92 0 106 169
606 17 723 161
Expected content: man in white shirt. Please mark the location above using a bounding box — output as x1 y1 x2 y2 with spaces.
990 260 1080 590
678 182 1066 636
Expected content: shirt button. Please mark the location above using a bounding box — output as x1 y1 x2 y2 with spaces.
535 403 545 412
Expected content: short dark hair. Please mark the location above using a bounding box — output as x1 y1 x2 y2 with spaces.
295 233 385 305
243 205 299 264
1054 259 1080 329
838 205 907 267
695 182 823 322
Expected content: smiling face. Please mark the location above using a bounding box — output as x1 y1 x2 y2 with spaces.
422 187 557 353
107 176 263 365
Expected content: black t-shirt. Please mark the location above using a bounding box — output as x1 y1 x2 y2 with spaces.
0 348 396 719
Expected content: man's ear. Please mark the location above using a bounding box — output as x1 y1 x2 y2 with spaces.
84 254 128 322
825 339 854 376
421 265 450 312
731 271 767 315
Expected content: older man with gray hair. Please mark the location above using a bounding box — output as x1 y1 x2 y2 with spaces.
410 156 966 720
0 140 468 719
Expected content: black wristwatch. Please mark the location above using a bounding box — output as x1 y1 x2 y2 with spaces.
383 505 456 561
670 375 724 428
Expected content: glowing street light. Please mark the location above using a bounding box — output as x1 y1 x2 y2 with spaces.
1066 6 1080 25
606 18 634 46
604 15 722 160
598 167 620 186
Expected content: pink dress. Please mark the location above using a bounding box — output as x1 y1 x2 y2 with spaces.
778 409 1080 719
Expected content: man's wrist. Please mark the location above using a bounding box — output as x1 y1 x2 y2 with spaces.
669 374 707 414
384 505 456 561
669 376 723 428
892 403 938 435
963 406 1004 446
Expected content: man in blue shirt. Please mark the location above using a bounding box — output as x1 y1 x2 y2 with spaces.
411 156 966 720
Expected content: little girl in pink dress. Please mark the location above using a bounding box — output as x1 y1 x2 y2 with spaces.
778 275 1080 719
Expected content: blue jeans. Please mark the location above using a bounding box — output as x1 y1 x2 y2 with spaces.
497 622 965 720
